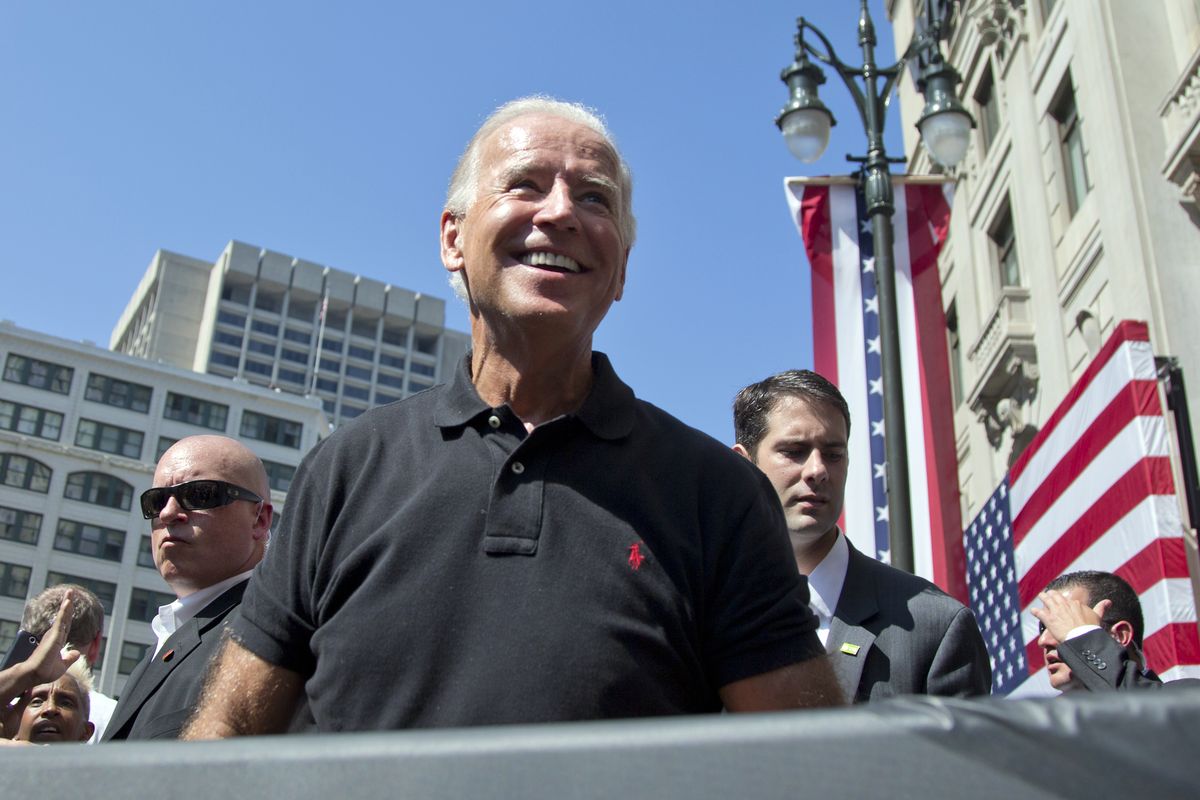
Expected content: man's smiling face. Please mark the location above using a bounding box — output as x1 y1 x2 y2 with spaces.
440 112 629 342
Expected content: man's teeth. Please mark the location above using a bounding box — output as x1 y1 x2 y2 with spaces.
524 252 581 273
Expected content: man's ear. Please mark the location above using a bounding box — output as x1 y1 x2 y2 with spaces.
1108 619 1136 648
732 443 752 461
613 248 630 302
253 503 273 541
81 721 95 742
440 210 465 275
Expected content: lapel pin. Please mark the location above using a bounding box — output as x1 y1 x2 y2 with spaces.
162 649 175 663
839 643 861 656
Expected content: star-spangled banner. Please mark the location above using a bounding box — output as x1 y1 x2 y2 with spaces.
786 178 966 599
964 320 1200 696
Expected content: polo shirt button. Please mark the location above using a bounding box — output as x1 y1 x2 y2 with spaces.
511 462 525 474
488 415 501 429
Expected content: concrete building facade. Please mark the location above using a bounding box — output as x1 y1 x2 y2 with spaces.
111 240 471 429
886 0 1200 526
0 322 325 697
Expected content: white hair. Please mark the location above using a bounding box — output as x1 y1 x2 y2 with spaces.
445 96 637 304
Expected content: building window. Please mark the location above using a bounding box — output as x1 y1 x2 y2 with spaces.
316 378 338 393
377 372 404 389
348 344 374 362
284 327 311 345
220 281 252 305
263 460 296 493
1051 75 1091 218
84 373 152 413
0 505 42 545
990 204 1020 288
45 572 117 614
164 392 229 431
216 310 246 328
251 319 279 337
0 400 64 440
375 392 401 406
240 411 302 449
210 351 240 369
343 384 370 401
119 641 149 674
3 354 74 394
137 535 157 569
974 67 1000 156
128 588 175 623
64 471 134 511
321 337 343 354
325 309 347 330
415 334 438 355
0 619 18 655
0 453 51 493
215 331 243 349
288 300 316 323
75 419 144 459
379 353 406 370
244 360 273 377
340 404 366 420
410 361 436 378
947 302 964 408
0 562 31 599
351 319 377 340
155 436 177 461
54 519 126 562
345 365 372 382
281 348 308 365
382 325 409 347
254 290 283 314
247 339 277 358
278 368 307 385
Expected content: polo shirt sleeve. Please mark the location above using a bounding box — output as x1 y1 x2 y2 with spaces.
705 465 824 688
232 439 330 677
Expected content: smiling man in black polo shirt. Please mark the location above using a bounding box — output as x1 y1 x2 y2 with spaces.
184 97 839 736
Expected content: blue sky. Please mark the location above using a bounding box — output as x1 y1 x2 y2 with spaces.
0 1 907 443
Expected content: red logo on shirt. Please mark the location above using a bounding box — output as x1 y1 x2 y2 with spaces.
628 542 645 570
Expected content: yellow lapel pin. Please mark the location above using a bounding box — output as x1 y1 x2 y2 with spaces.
840 643 861 656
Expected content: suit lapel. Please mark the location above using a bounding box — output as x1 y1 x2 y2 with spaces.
827 544 879 701
103 581 247 740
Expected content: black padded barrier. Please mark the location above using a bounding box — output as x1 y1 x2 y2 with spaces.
3 689 1198 798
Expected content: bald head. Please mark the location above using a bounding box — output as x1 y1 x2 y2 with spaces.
149 435 272 596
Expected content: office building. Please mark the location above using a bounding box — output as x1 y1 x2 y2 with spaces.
110 240 471 428
0 322 325 696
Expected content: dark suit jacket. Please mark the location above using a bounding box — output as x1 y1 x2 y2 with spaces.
1059 628 1200 691
102 581 246 740
827 541 992 702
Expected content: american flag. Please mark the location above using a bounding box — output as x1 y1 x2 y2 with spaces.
787 178 966 598
964 321 1200 695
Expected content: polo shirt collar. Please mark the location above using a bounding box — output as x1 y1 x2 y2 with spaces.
433 351 635 440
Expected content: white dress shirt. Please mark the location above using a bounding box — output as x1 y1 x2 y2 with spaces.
805 530 850 647
150 570 254 656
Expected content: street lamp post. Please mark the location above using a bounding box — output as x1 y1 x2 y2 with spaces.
776 0 972 574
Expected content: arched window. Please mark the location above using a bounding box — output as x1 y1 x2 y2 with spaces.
63 471 133 511
0 453 52 493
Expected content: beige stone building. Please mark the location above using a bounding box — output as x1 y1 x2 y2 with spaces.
888 0 1200 526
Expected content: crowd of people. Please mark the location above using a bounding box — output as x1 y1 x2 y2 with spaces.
2 96 1190 746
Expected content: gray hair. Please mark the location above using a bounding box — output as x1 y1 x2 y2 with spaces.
22 584 104 649
64 657 94 719
445 96 637 303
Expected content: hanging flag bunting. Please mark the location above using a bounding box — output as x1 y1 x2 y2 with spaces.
786 177 965 599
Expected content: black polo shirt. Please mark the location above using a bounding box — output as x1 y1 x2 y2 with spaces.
234 352 822 730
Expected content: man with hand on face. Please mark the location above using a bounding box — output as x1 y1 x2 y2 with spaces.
103 434 272 740
734 370 991 702
184 96 839 738
1032 570 1200 692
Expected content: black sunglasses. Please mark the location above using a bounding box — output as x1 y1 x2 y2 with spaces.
140 480 263 520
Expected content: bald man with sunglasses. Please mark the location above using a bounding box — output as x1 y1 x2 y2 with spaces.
103 435 272 740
